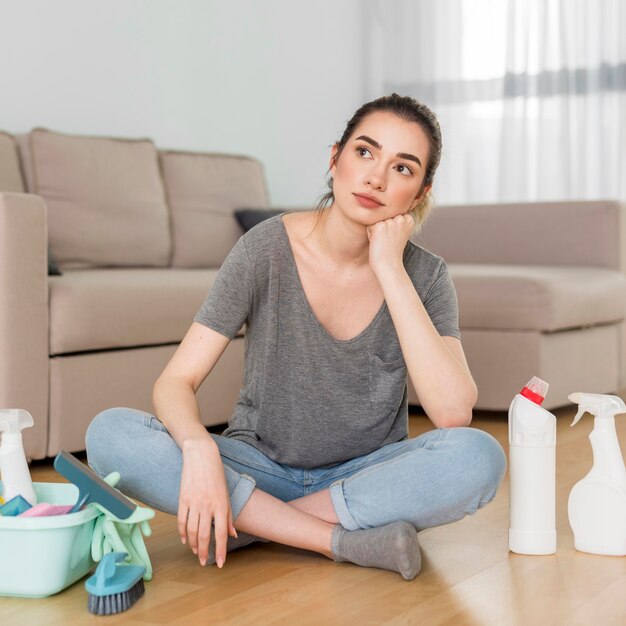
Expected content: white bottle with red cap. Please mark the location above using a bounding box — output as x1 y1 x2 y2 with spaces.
508 376 557 554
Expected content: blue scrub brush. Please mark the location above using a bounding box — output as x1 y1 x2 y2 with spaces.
85 552 146 615
53 450 136 518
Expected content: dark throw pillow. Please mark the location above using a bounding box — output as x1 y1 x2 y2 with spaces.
235 208 285 232
48 247 62 275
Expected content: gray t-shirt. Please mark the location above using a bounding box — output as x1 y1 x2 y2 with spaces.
194 213 461 469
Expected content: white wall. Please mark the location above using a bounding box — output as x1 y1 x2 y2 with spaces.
0 0 366 205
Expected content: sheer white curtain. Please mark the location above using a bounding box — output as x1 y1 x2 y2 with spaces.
363 0 626 204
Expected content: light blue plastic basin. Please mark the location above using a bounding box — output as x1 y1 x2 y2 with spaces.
0 481 99 598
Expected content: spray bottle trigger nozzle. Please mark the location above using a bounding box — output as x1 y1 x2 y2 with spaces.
571 406 589 427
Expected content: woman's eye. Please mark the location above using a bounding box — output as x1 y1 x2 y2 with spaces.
356 146 413 176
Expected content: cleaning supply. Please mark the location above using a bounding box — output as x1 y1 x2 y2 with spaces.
18 503 74 517
508 376 557 555
0 409 37 506
567 392 626 556
0 494 32 517
90 471 155 581
0 480 101 598
85 551 146 615
53 450 136 518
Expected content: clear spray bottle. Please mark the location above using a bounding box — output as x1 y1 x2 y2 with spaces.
508 376 557 555
567 392 626 556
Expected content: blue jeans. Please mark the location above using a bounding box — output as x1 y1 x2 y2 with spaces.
85 408 506 531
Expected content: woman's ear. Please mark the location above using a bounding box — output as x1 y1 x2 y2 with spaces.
330 143 339 177
413 184 432 208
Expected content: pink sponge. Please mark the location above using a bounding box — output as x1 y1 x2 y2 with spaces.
18 503 74 517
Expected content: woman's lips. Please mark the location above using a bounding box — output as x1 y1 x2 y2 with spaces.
353 193 383 208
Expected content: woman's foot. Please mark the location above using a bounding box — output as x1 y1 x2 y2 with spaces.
331 520 421 580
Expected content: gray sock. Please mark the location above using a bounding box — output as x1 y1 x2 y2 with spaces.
206 530 268 565
331 520 421 581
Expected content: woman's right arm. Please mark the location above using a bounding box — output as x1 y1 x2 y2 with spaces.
152 321 237 568
153 321 229 448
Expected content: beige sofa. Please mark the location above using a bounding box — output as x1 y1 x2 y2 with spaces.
1 128 271 461
1 128 626 461
412 200 626 411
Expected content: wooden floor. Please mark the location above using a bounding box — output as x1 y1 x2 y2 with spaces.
2 403 626 625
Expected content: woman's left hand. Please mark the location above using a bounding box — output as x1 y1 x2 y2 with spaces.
367 213 415 277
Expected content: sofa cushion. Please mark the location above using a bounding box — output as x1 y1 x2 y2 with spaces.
0 131 24 192
30 128 171 269
13 133 36 192
450 264 626 331
48 268 238 355
160 150 268 268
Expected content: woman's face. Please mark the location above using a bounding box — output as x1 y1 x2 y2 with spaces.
330 110 431 225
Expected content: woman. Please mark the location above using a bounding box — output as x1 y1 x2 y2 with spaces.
86 93 506 581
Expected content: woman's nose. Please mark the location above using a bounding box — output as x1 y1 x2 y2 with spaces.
365 167 386 191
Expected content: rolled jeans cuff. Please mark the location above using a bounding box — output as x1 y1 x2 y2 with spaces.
227 470 257 520
329 479 360 530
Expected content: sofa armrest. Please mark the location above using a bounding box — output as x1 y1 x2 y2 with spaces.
414 200 626 272
0 192 49 459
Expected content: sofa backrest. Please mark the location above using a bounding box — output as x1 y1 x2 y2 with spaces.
6 128 270 270
159 150 269 268
14 133 35 193
414 200 626 271
0 132 25 193
16 128 171 270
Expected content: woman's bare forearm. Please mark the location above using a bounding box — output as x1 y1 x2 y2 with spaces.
376 265 476 426
152 378 217 451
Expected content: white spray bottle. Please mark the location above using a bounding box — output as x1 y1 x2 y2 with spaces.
508 376 557 555
0 409 37 506
567 392 626 556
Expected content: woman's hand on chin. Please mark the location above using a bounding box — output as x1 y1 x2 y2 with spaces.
366 212 415 277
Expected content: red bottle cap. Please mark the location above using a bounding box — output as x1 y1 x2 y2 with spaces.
520 386 545 405
519 376 549 405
